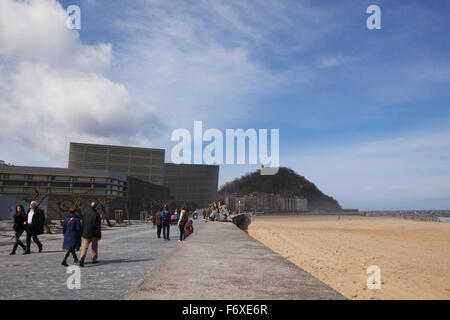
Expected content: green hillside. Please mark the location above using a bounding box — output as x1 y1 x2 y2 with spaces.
218 167 342 210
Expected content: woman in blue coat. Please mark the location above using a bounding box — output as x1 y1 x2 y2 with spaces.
61 208 82 266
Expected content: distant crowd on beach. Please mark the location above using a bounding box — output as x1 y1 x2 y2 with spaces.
8 198 233 268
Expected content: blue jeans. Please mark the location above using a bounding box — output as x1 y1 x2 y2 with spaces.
179 225 186 241
162 223 170 239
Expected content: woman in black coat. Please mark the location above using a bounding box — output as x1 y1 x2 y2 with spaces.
61 208 82 266
10 205 27 255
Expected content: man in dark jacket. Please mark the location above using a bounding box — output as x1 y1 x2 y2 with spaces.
24 201 45 255
79 202 102 267
160 205 171 240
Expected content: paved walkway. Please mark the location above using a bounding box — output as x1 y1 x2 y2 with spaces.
0 220 204 299
126 222 346 299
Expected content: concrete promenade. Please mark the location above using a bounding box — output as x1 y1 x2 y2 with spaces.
0 220 204 299
126 221 346 300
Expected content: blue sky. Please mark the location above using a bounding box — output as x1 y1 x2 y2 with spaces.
1 0 450 210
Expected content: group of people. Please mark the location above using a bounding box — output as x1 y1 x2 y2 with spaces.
10 201 45 255
203 200 233 222
152 205 194 242
10 201 102 267
10 200 231 266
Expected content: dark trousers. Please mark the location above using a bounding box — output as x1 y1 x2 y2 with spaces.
156 225 162 238
63 249 78 262
162 223 170 239
179 225 186 241
12 229 26 253
62 249 78 263
25 227 42 252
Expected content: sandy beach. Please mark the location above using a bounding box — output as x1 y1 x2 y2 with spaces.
248 215 450 300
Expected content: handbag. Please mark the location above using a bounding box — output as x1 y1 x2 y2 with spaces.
65 217 74 229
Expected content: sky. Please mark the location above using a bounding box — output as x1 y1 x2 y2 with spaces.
1 0 450 210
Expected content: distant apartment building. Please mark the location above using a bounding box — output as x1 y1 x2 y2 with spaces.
222 194 246 213
222 192 307 213
163 163 219 208
68 142 165 185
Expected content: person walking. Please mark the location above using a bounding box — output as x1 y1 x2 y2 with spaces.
154 209 162 238
218 200 233 222
61 208 82 266
178 207 189 242
184 219 194 238
9 205 27 255
24 201 45 255
79 202 101 267
160 204 171 240
209 202 219 221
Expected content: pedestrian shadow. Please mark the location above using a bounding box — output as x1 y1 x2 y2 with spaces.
39 250 66 254
83 258 155 267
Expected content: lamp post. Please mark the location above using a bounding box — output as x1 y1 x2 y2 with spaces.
238 200 241 214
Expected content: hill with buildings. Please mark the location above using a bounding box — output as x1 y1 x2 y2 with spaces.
219 167 342 210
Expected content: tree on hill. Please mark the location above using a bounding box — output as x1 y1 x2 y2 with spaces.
218 167 342 210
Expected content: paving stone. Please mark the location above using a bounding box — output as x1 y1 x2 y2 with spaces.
0 220 204 299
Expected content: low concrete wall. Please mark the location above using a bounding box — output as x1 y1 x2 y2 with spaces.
126 221 346 300
251 210 359 216
231 213 251 231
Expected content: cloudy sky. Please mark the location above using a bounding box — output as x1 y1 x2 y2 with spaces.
1 0 449 210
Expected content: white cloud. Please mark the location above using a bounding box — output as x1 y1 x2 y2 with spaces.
109 0 330 128
319 54 346 68
0 0 111 72
0 0 162 163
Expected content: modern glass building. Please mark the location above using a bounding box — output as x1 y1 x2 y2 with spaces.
0 165 127 197
0 165 131 219
163 163 219 208
1 142 220 218
69 142 220 208
68 142 165 186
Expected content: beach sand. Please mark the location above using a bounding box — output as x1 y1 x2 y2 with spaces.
248 215 450 300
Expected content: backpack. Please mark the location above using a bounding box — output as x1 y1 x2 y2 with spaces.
179 210 189 225
161 209 170 224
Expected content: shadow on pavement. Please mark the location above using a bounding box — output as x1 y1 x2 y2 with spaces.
83 258 155 267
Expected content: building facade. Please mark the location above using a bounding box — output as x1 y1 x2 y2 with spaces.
0 165 127 197
0 165 170 220
1 142 220 219
0 165 127 219
163 163 219 208
222 192 308 213
68 142 165 185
